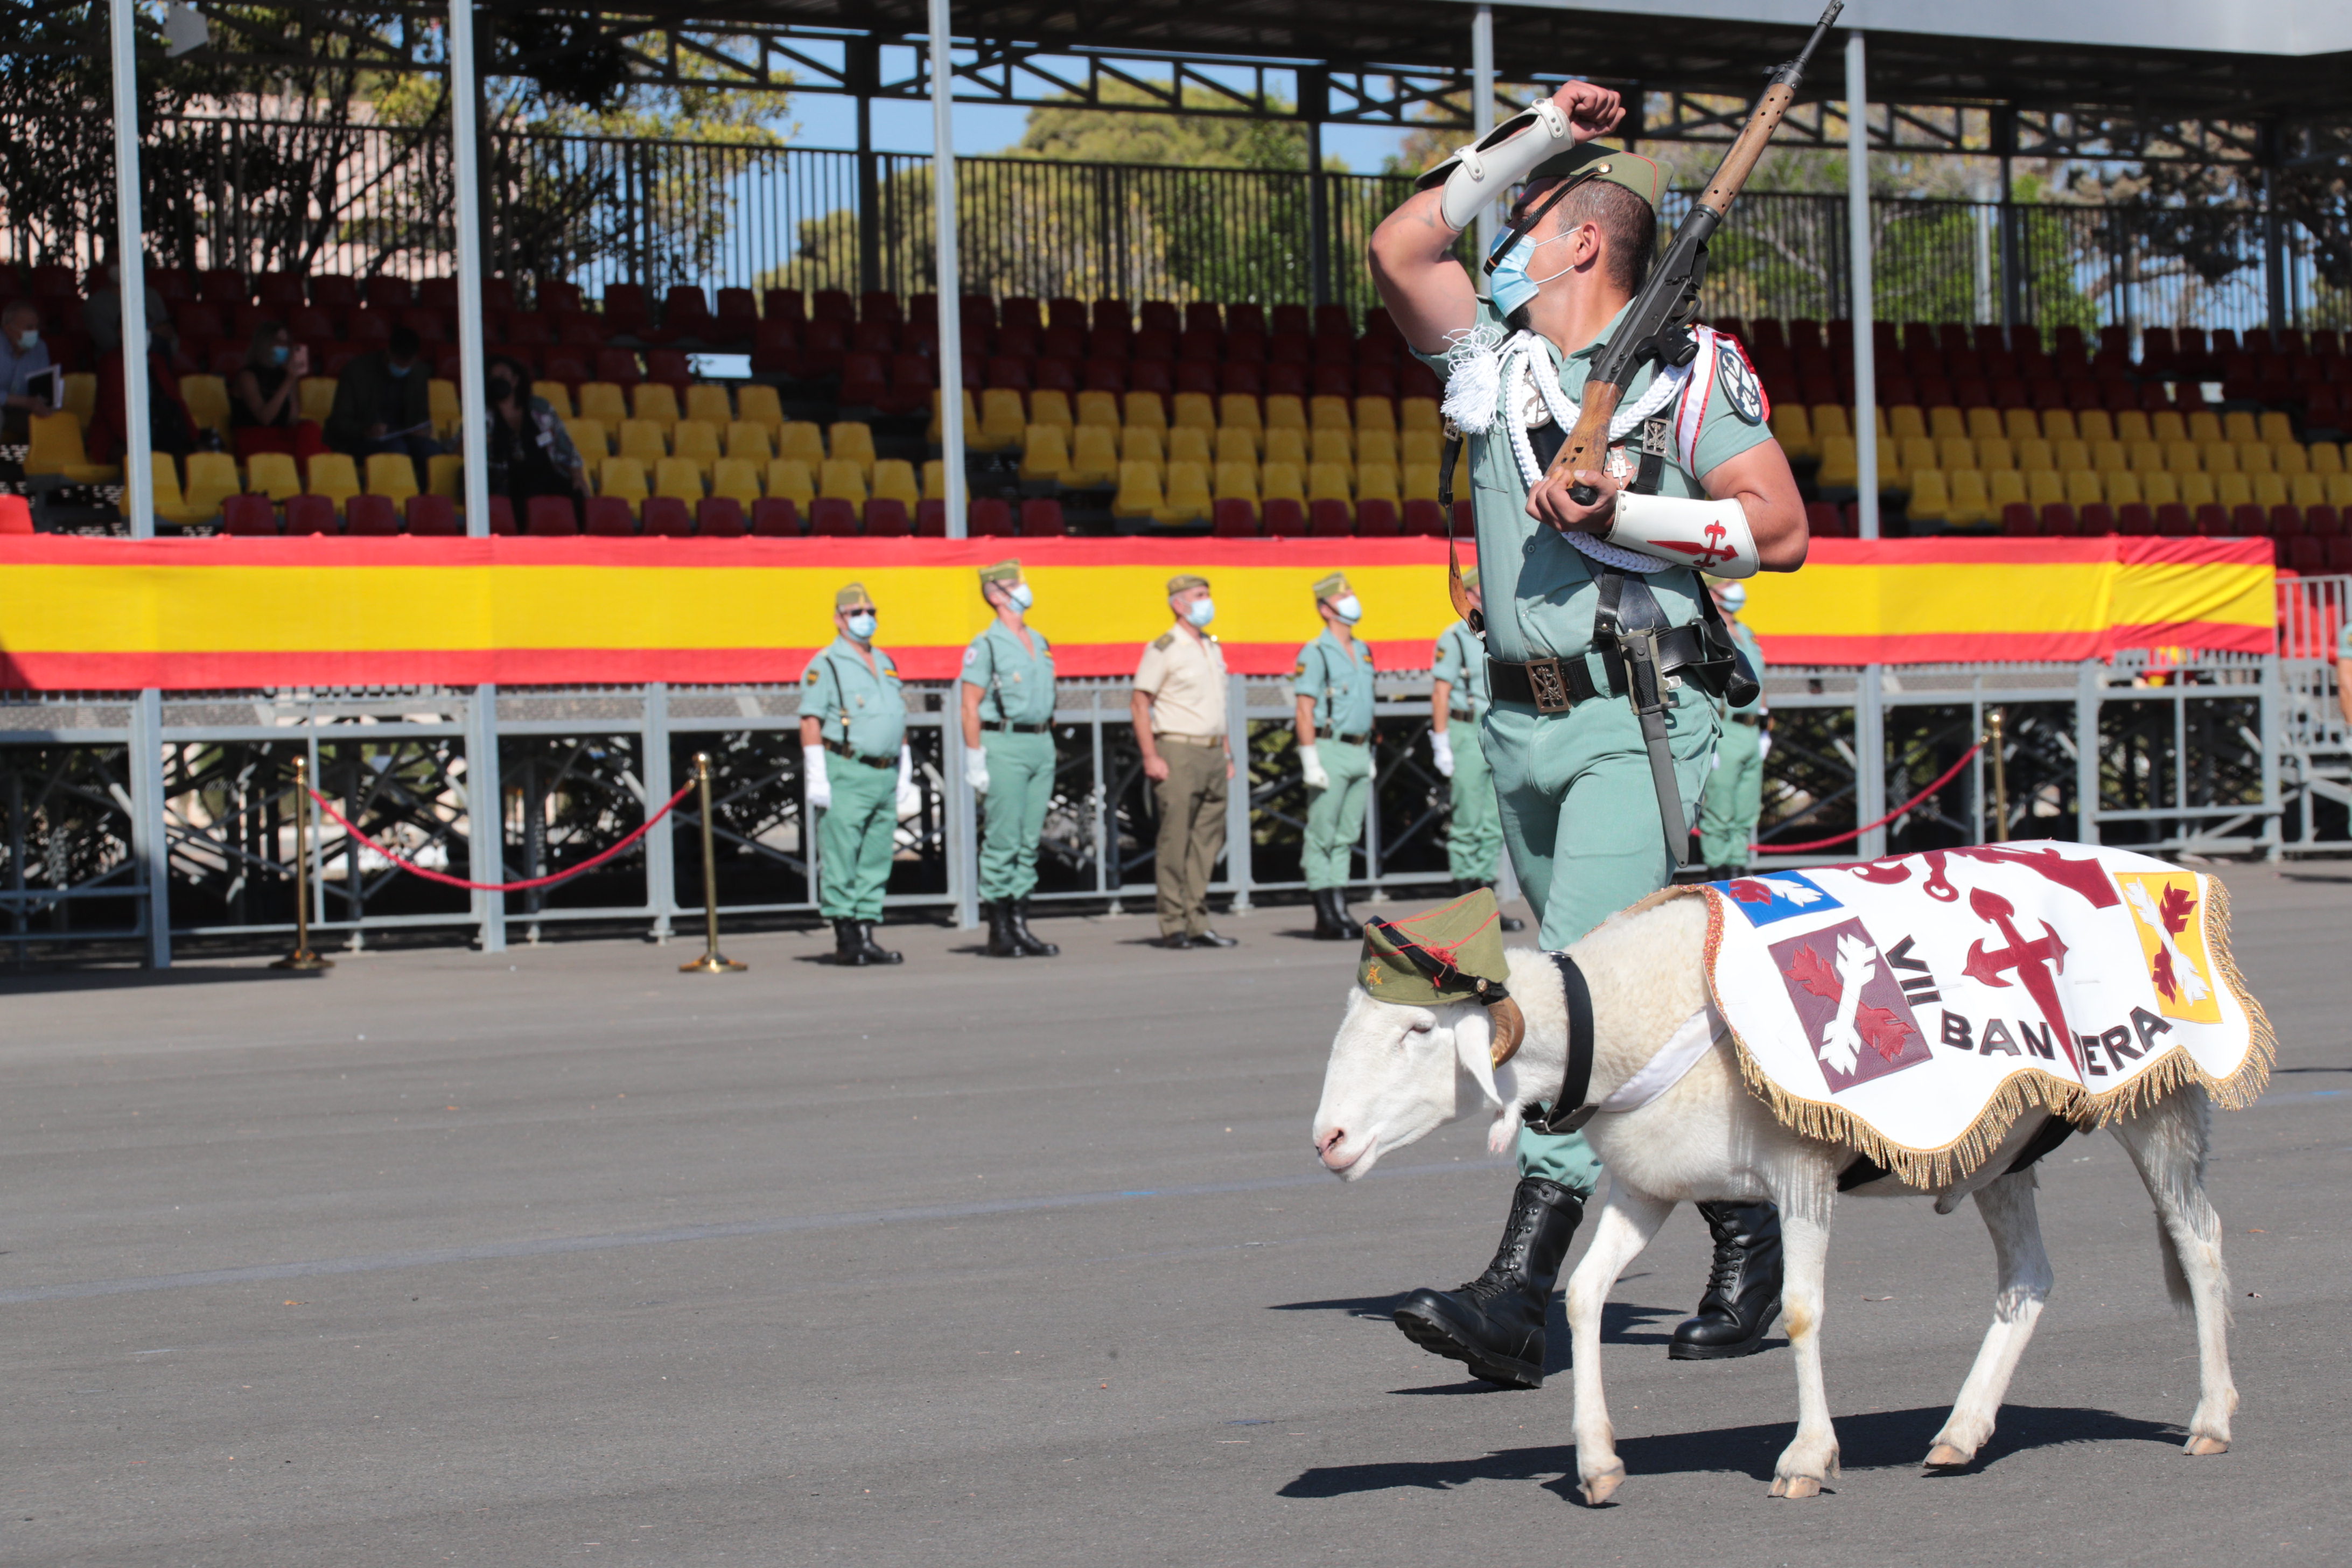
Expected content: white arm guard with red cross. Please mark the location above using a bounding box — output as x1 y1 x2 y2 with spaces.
1607 492 1760 579
1414 102 1576 233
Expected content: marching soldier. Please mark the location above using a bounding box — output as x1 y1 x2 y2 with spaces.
1295 572 1378 940
1368 81 1810 1383
801 582 919 967
1131 575 1238 949
1430 566 1524 931
961 559 1061 959
1698 579 1769 880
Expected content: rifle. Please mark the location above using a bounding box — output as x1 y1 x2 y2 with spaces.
1553 0 1844 505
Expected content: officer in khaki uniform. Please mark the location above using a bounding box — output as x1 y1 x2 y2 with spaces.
1698 579 1769 878
961 559 1060 959
1131 573 1237 949
801 582 916 967
1293 572 1377 940
1429 566 1523 930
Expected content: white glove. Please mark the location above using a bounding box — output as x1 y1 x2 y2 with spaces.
803 743 832 810
1758 729 1772 760
964 745 991 794
895 745 921 816
1429 730 1455 778
1299 744 1329 791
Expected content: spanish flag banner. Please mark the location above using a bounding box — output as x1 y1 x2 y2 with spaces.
0 535 2271 691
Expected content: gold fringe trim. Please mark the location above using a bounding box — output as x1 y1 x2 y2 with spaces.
1703 870 2276 1189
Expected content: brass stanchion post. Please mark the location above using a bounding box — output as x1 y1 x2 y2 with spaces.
273 755 331 971
681 753 744 974
1986 708 2010 844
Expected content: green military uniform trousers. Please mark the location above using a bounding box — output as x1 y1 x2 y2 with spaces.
1445 723 1504 884
1484 681 1721 1193
817 752 898 922
1699 718 1765 873
978 730 1055 901
1154 741 1229 938
1302 738 1373 891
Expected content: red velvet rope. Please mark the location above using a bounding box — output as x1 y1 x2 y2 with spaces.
305 780 696 892
1756 741 1985 855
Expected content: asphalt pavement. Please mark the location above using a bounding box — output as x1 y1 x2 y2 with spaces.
0 864 2344 1566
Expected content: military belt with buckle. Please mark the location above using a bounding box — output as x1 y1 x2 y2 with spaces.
986 720 1052 733
822 738 897 767
1487 654 1611 715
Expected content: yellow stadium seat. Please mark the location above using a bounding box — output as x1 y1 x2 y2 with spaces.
928 388 982 446
1112 461 1165 523
1401 428 1443 469
2088 440 2125 475
2327 473 2352 508
673 419 722 478
1965 407 2004 443
307 453 361 506
2214 472 2253 509
1167 426 1213 469
1019 425 1069 486
2199 440 2237 474
2312 443 2344 476
1770 404 1816 461
578 382 627 424
1987 468 2027 514
711 459 762 508
2052 439 2091 474
64 371 96 428
2113 409 2151 444
365 452 418 502
1214 426 1258 470
1264 394 1307 436
245 452 300 502
565 417 611 458
2026 470 2066 509
1074 389 1120 430
179 375 230 443
1928 407 1967 440
1355 396 1396 438
533 381 575 418
183 451 241 520
2236 441 2273 475
724 421 773 463
2220 410 2257 443
1160 460 1212 526
1399 396 1440 436
2149 409 2186 444
298 376 338 424
2001 408 2041 443
765 460 814 506
2185 410 2222 443
2041 409 2081 444
2125 440 2164 473
1876 436 1899 488
1810 404 1852 442
828 422 877 475
2274 442 2309 477
1122 391 1167 432
1311 427 1354 472
2257 411 2293 444
150 455 207 529
820 458 868 502
1263 426 1308 471
1898 437 1938 485
1120 426 1165 467
2075 409 2114 445
2141 471 2180 509
655 457 704 501
924 460 947 500
1357 461 1401 508
872 459 921 509
1310 394 1352 434
2177 472 2216 509
684 384 733 427
1905 469 1951 524
1814 436 1859 491
2103 471 2143 509
1213 458 1259 515
2251 473 2288 509
1886 405 1927 442
599 457 650 503
976 389 1026 452
2061 471 2102 510
1402 461 1441 503
1067 426 1119 488
2160 439 2199 474
1975 436 2015 471
618 419 667 466
1935 436 1975 473
737 384 785 432
1356 427 1398 469
1946 470 1991 528
1029 390 1074 433
2017 438 2055 473
24 412 117 482
631 382 680 433
2290 473 2326 509
428 377 460 439
1305 460 1351 504
777 422 825 468
1218 394 1262 453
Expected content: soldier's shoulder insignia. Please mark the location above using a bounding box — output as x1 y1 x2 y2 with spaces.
1292 659 1308 678
802 667 821 685
1716 333 1767 425
1151 631 1175 652
962 644 980 666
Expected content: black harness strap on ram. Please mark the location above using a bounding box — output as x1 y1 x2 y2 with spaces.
1529 951 1597 1135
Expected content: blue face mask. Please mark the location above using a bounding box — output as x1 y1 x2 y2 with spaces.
1006 583 1034 612
271 344 290 366
13 331 37 353
386 361 412 379
1184 597 1215 628
845 612 877 641
1486 225 1573 319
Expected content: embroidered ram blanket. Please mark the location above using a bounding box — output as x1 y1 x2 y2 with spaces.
1696 844 2272 1186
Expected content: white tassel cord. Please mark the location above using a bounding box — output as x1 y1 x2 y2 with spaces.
1480 332 1686 573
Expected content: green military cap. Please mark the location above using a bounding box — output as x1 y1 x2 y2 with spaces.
1459 565 1480 592
1167 573 1210 594
1312 571 1352 602
978 558 1022 589
1526 142 1665 211
1358 886 1513 1006
836 582 877 612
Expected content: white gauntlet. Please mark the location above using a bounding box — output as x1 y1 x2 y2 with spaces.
1415 102 1576 233
803 743 832 810
1606 492 1760 579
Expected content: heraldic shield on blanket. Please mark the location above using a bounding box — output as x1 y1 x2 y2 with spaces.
1695 844 2273 1186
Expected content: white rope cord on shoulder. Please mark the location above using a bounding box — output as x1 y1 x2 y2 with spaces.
1493 332 1685 573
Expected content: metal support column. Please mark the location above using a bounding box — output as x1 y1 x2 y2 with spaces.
1304 69 1331 312
129 688 170 967
1223 673 1252 912
1845 32 1879 542
2259 122 2288 335
852 40 881 298
1471 7 1497 267
107 0 153 540
643 682 674 940
1854 666 1887 860
2074 660 2102 845
1994 107 2020 334
451 0 492 541
948 757 979 931
471 683 507 951
928 0 968 540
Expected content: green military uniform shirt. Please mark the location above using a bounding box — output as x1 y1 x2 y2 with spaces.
962 621 1057 725
1432 621 1490 720
1726 619 1766 717
802 635 907 761
1293 628 1377 738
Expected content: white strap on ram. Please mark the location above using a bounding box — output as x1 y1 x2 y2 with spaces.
1591 1003 1724 1116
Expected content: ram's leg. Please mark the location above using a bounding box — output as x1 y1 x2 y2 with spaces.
2109 1091 2237 1455
1564 1184 1672 1505
1927 1171 2053 1467
1769 1202 1838 1497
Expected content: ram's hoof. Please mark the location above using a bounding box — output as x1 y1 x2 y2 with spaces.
1924 1444 1973 1468
1770 1474 1822 1499
1578 1466 1626 1506
2183 1435 2229 1457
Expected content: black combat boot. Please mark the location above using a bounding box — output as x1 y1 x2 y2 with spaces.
983 900 1025 958
1669 1200 1784 1360
1009 897 1060 957
852 920 904 966
833 918 871 967
1392 1178 1584 1389
1308 888 1349 941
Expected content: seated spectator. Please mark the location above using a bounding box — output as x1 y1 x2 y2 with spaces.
1 300 54 440
92 322 198 461
231 321 309 433
485 353 589 515
325 325 437 489
81 260 171 358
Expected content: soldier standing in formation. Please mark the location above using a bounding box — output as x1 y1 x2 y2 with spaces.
1131 575 1238 950
1294 572 1378 941
801 582 920 968
1698 579 1770 880
961 559 1061 959
1369 81 1809 1383
1429 566 1524 932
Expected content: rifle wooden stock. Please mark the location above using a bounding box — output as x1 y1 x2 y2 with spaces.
1697 81 1797 216
1553 380 1623 498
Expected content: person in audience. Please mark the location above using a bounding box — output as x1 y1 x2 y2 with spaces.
230 322 308 434
485 354 588 517
1 300 53 440
326 325 436 488
80 260 171 358
92 321 197 461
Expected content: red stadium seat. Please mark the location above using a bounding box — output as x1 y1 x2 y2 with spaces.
641 496 693 537
2307 505 2344 538
750 498 801 537
405 495 460 536
221 494 279 536
914 499 948 537
486 495 517 535
2000 502 2035 537
2330 536 2352 572
1357 499 1401 537
2041 503 2081 537
1262 498 1305 537
642 349 691 388
346 494 402 536
2229 503 2267 536
968 498 1014 537
2155 503 2194 537
1210 499 1258 538
283 494 338 535
530 496 585 535
808 497 860 537
1308 500 1354 537
1018 498 1065 537
1401 500 1447 538
2193 503 2230 536
696 497 745 538
864 499 911 537
593 347 641 386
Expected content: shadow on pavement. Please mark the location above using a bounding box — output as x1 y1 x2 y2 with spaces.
0 965 328 997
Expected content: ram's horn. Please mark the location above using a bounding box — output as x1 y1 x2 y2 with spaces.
1487 996 1527 1068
